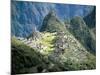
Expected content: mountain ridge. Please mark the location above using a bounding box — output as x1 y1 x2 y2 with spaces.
11 1 95 37
11 1 96 74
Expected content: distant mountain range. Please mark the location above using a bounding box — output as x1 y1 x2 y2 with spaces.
11 9 96 74
11 1 95 37
11 1 96 74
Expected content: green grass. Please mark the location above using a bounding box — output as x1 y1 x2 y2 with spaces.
11 37 47 74
11 36 60 74
39 32 56 55
11 31 96 74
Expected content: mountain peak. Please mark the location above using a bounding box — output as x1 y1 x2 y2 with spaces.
48 10 56 17
40 11 66 33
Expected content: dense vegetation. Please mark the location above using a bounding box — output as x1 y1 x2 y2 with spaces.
11 1 96 74
11 10 96 74
40 11 66 33
11 1 95 37
11 37 45 74
66 16 96 52
84 7 96 28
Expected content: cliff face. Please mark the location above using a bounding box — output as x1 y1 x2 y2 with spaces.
68 16 96 52
11 1 95 37
40 11 66 32
11 1 96 74
11 19 96 74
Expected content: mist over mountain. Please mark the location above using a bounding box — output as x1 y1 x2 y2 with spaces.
11 1 95 37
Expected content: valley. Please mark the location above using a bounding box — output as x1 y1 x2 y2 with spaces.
11 1 96 74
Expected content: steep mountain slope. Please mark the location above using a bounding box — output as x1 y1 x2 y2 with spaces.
84 7 96 45
40 13 95 69
84 7 96 28
48 32 95 70
11 12 96 74
11 1 96 74
11 1 95 37
40 11 66 32
12 31 95 74
65 16 96 52
12 13 96 73
11 37 44 74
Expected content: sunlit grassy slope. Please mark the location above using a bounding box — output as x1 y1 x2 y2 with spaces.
11 37 46 74
11 30 96 74
11 10 96 74
39 32 56 54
